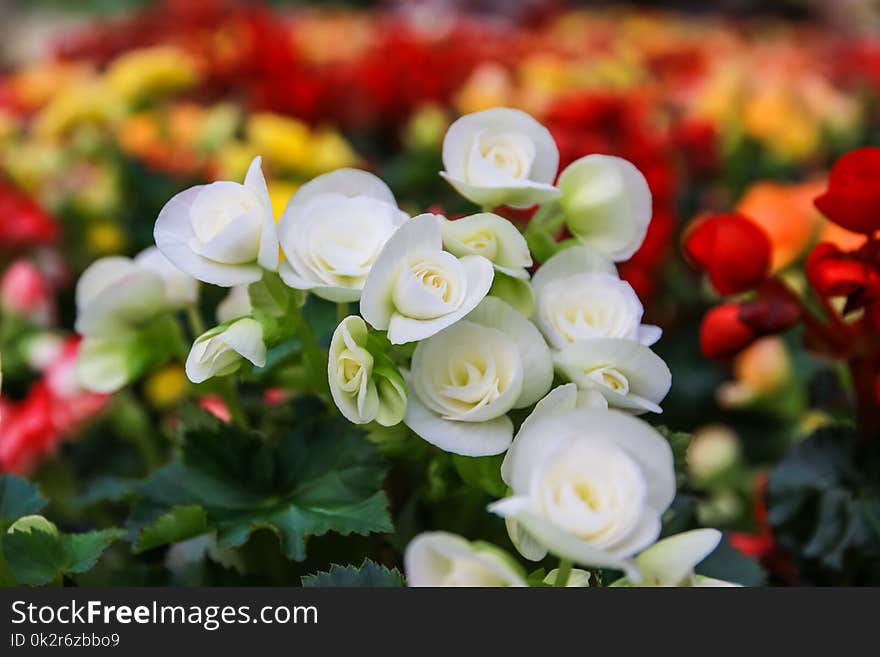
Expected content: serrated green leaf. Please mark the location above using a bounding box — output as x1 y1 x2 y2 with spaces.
0 474 47 523
134 397 393 561
134 505 208 553
3 527 125 586
767 425 880 573
301 559 404 587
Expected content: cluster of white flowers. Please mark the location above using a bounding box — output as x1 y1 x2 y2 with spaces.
72 106 731 587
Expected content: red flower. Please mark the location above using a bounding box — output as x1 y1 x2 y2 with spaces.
806 242 878 298
0 260 54 326
814 147 880 235
701 304 758 359
198 395 231 423
684 213 772 296
700 284 801 359
0 182 59 251
0 338 108 474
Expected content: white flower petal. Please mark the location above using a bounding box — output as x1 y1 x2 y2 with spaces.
554 338 671 414
530 245 617 302
635 529 722 587
386 254 493 344
360 213 443 330
403 371 513 456
466 296 552 408
243 156 280 272
154 186 263 287
558 154 653 262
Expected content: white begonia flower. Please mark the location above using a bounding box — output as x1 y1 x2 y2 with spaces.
687 425 741 485
185 318 266 383
154 156 278 287
134 246 199 307
404 532 526 587
404 297 553 456
74 255 168 338
216 285 253 324
77 333 147 393
532 246 661 350
328 315 406 427
558 154 652 262
440 107 561 209
489 383 675 579
360 213 494 345
277 168 409 302
554 337 671 414
439 213 532 279
543 568 591 587
611 529 740 587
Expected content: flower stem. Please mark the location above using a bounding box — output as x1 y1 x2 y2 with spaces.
186 305 206 338
220 377 249 429
337 302 349 323
554 558 573 587
290 303 329 396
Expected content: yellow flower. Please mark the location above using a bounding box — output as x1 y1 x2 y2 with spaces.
246 112 358 176
213 141 259 181
144 363 189 410
104 46 197 105
8 61 94 112
454 63 514 115
743 88 819 161
247 113 312 171
34 81 116 141
306 128 358 174
87 222 126 255
267 180 300 221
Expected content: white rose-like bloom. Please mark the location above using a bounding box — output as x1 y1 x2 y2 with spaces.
404 532 526 587
611 529 740 587
185 318 266 383
75 256 167 338
489 384 675 578
328 316 406 427
558 154 652 262
134 246 198 307
532 246 661 350
277 169 409 302
440 107 560 209
554 337 671 414
360 213 494 344
439 213 532 279
154 156 278 287
405 297 553 456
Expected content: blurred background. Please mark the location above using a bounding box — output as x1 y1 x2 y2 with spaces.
2 0 880 585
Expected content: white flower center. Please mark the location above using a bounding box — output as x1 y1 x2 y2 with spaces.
392 251 466 320
533 439 646 548
291 195 400 290
190 182 257 242
539 273 643 348
413 322 523 422
466 130 537 186
458 227 498 259
586 366 630 394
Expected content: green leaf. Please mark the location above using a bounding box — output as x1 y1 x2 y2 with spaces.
134 505 208 553
0 474 47 523
452 453 507 497
133 397 393 561
696 535 766 586
301 559 404 587
3 527 125 586
767 425 880 573
248 272 293 318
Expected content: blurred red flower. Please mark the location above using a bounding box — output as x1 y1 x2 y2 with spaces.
684 213 772 296
0 259 55 326
0 338 108 474
814 147 880 235
0 182 59 251
806 242 879 298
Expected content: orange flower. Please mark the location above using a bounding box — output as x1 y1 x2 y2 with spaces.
736 180 825 271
